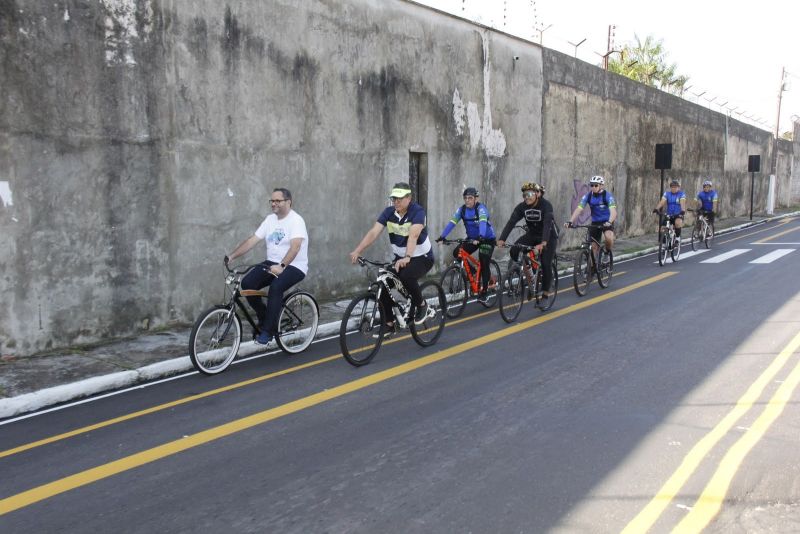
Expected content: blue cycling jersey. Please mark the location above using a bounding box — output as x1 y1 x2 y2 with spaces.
440 202 496 240
578 190 617 223
696 189 718 211
662 190 686 216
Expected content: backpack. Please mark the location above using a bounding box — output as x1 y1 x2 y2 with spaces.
459 202 483 223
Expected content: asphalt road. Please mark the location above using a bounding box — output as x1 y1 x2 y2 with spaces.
2 217 800 533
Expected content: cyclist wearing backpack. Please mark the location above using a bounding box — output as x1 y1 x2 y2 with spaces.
436 186 497 302
497 181 558 299
695 179 718 225
565 175 617 255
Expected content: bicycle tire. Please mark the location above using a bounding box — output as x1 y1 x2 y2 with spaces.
690 223 700 251
409 281 446 347
671 231 681 261
499 263 525 323
536 258 558 311
189 305 242 375
478 259 502 309
597 247 613 288
275 291 319 354
440 265 468 319
339 292 385 367
573 248 591 296
658 229 669 266
705 221 714 249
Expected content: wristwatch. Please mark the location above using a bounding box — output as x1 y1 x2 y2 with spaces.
279 262 286 268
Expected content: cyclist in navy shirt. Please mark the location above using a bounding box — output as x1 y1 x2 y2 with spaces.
565 175 617 255
436 186 496 301
695 179 718 224
652 179 687 239
350 182 434 327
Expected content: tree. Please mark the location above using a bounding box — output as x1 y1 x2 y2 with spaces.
608 34 689 95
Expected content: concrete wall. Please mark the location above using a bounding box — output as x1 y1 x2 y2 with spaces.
0 0 796 355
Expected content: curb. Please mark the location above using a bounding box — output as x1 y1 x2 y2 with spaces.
2 211 797 420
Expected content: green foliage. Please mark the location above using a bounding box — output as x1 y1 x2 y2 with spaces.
608 34 689 94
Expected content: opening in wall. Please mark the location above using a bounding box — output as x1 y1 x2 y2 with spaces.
409 151 428 212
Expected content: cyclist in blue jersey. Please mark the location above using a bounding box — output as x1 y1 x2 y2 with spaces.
695 179 718 225
652 179 687 240
350 182 434 327
565 175 617 255
436 186 497 302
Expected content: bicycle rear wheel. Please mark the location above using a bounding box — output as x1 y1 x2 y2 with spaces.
189 305 242 375
573 248 591 296
536 259 558 311
339 292 385 367
275 291 319 354
478 259 502 309
658 230 669 266
410 281 446 347
597 247 613 288
440 265 468 319
499 263 525 323
671 231 682 261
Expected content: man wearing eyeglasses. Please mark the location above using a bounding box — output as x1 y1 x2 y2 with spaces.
227 187 309 345
497 181 558 299
349 182 434 328
565 175 617 255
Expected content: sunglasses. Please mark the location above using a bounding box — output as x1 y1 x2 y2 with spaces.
522 191 536 198
590 184 601 188
389 195 409 201
270 199 287 204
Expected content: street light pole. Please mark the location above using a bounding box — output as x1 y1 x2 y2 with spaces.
771 66 786 176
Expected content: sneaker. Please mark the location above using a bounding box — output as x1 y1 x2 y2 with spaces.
414 303 429 324
477 290 488 303
255 331 272 345
372 322 396 339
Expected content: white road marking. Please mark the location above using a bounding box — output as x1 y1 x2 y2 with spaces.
700 249 751 263
749 249 795 264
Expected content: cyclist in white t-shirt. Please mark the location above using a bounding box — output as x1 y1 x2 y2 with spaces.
227 188 309 345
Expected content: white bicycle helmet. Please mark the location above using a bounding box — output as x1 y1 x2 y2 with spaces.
589 175 605 185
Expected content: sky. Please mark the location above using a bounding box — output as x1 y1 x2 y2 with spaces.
413 0 800 137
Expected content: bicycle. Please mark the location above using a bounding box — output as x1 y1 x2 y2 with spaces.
438 238 502 318
568 223 614 296
655 210 681 266
688 208 714 251
188 259 320 375
497 240 558 323
339 257 446 367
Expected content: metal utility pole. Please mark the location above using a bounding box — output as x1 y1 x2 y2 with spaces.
604 24 615 69
771 67 786 176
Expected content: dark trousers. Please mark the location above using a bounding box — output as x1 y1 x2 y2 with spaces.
511 234 557 292
454 240 495 292
241 261 305 336
380 255 433 321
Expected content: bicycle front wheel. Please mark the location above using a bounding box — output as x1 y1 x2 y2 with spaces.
275 291 319 354
658 230 669 266
440 265 468 319
573 248 591 296
479 259 502 309
690 223 700 251
499 263 525 323
339 292 385 367
189 305 242 375
597 247 613 288
536 259 558 311
671 231 682 261
705 221 714 249
410 281 446 347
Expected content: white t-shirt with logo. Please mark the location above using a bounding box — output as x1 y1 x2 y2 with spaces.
254 209 309 274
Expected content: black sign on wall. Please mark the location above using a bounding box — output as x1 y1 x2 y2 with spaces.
655 144 673 170
748 155 761 173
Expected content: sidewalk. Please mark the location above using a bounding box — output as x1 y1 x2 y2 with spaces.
1 209 797 419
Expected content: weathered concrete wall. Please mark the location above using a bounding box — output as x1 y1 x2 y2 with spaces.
0 0 795 355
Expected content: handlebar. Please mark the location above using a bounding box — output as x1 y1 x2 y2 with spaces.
567 223 608 229
222 257 277 277
437 237 486 245
354 256 394 269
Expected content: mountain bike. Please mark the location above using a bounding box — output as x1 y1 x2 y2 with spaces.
339 257 446 367
189 259 320 375
656 210 681 266
497 241 558 323
567 223 614 296
438 238 501 318
688 208 714 250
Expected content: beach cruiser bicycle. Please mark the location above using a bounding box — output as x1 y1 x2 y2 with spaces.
497 239 558 323
566 222 613 296
339 257 446 367
188 257 320 375
438 238 502 318
688 208 714 250
655 209 681 266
